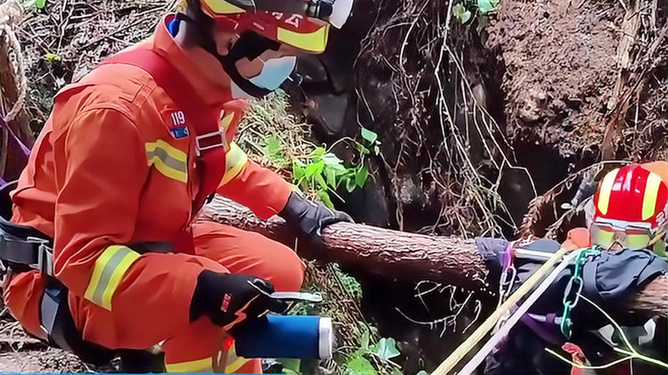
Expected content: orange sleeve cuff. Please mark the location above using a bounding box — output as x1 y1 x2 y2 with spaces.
216 160 292 220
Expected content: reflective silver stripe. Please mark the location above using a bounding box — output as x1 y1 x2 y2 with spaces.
146 147 187 173
91 246 133 306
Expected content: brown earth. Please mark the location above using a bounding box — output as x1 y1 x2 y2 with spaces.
487 0 623 158
488 0 667 164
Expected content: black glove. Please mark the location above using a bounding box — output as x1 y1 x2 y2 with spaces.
190 270 287 332
278 191 353 244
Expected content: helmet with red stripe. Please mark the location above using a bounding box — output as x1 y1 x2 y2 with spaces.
590 164 668 254
198 0 353 53
183 0 352 98
593 164 668 228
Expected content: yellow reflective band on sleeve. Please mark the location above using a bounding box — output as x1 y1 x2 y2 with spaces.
643 172 663 220
203 0 246 14
220 112 235 132
223 344 250 373
202 0 245 14
84 245 141 311
146 140 188 183
165 357 213 373
597 168 619 215
225 357 250 373
277 24 330 53
220 142 248 185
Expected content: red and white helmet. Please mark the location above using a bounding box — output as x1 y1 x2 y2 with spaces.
199 0 353 53
590 163 668 253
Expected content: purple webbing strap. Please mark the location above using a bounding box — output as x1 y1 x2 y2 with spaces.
0 114 31 157
520 313 565 347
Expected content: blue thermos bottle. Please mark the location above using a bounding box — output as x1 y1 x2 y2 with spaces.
234 315 333 359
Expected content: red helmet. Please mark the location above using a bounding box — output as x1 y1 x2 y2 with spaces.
590 164 668 252
593 164 668 228
198 0 353 53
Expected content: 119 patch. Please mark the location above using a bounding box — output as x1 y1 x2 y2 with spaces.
161 109 190 139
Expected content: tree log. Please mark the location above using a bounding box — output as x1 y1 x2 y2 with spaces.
200 196 668 318
200 196 491 293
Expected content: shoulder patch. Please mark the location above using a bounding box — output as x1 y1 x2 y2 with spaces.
161 108 190 139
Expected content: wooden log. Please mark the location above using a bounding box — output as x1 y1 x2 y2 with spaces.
200 196 491 293
200 196 668 318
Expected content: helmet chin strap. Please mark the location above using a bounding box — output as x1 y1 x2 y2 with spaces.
177 12 278 98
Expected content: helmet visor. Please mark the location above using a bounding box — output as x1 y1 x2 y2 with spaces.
590 222 653 251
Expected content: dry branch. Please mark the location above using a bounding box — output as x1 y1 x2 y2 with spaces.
201 196 668 318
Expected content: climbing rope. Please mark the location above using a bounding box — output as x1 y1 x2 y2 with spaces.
431 245 580 375
458 249 581 375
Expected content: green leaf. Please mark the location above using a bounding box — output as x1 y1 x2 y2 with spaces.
329 163 348 173
265 137 280 153
344 355 375 375
360 328 370 351
283 370 299 375
321 152 343 166
311 146 327 158
360 127 378 144
314 173 328 190
281 358 301 374
305 161 325 177
317 190 335 209
373 145 380 155
345 177 357 193
452 3 472 23
44 52 60 64
461 10 472 23
476 14 490 33
34 0 46 8
355 167 368 187
370 337 401 360
477 0 498 14
325 167 337 187
292 163 305 181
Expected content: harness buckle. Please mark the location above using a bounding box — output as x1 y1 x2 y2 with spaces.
27 236 54 276
195 129 228 157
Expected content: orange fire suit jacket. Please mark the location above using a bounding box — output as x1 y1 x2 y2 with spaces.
6 17 293 348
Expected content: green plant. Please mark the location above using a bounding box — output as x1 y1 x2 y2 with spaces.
344 329 402 375
335 267 363 300
24 0 46 9
290 127 380 209
452 0 498 32
44 52 60 64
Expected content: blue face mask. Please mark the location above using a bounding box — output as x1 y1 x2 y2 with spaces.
230 56 297 99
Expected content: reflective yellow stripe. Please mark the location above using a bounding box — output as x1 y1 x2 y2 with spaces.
598 168 619 215
277 24 330 53
224 344 250 373
84 246 140 311
225 357 250 373
221 142 248 185
165 357 213 373
643 172 663 220
221 112 235 132
202 0 245 14
146 140 188 183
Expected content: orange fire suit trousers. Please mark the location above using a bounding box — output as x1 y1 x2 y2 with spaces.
4 220 305 373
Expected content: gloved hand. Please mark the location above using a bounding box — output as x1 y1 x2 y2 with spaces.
278 191 353 245
190 270 287 332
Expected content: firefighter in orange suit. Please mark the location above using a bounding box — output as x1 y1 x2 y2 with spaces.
2 0 353 372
